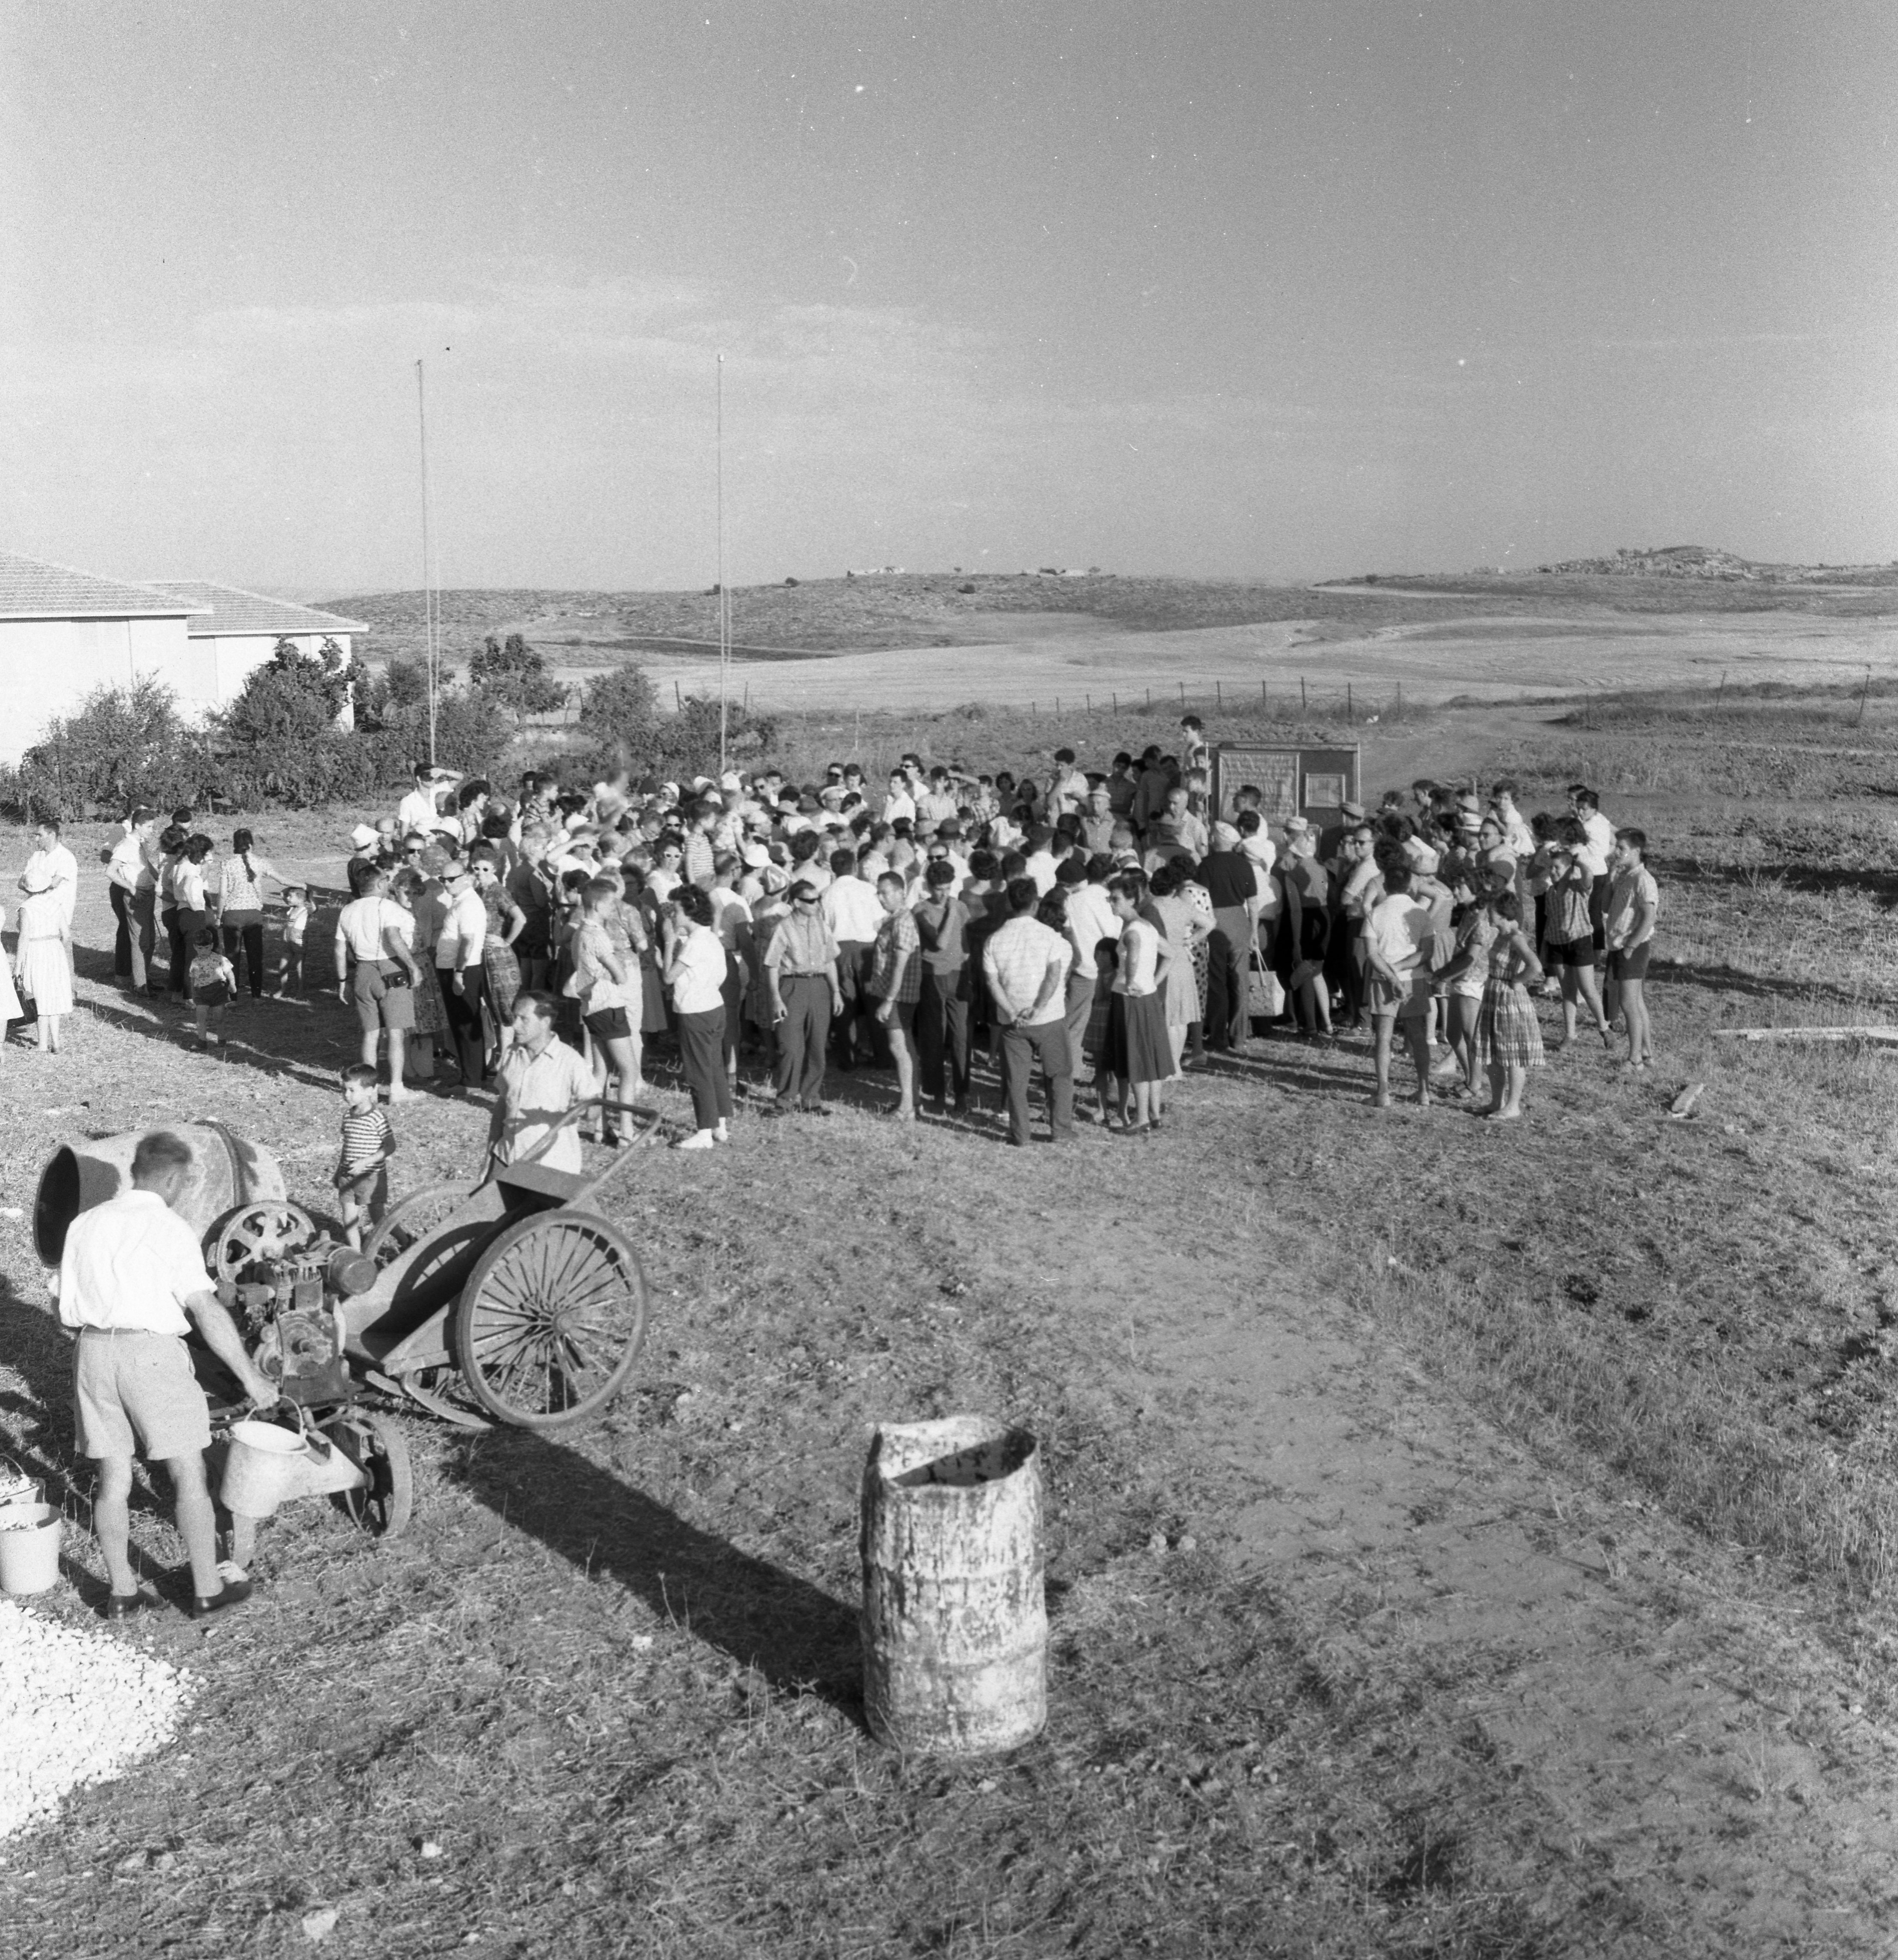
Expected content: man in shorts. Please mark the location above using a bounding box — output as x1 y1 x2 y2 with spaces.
1363 861 1436 1107
56 1132 278 1619
335 865 423 1101
1604 828 1659 1069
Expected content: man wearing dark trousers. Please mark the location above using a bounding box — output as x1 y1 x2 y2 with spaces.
981 877 1074 1146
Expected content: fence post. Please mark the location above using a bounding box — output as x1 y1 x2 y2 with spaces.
1178 681 1186 708
1395 682 1401 719
1086 692 1091 713
674 680 682 709
1858 665 1872 728
1300 677 1307 713
1216 680 1222 710
1113 691 1118 713
1347 683 1354 724
1055 695 1060 716
1146 688 1151 708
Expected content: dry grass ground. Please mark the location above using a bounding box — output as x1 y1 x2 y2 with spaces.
5 679 1898 1953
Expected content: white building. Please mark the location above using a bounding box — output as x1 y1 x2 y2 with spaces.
139 582 369 707
0 555 369 764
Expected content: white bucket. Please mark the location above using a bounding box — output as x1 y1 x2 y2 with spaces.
0 1501 64 1596
220 1421 311 1518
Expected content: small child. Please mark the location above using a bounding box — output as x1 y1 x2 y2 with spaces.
188 927 235 1049
334 1062 396 1248
279 885 309 996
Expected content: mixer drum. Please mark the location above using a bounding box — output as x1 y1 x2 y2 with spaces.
34 1125 286 1266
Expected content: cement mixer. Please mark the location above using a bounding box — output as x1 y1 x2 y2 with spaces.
34 1124 411 1548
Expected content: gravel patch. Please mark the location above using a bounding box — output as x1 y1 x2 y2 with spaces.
0 1601 195 1840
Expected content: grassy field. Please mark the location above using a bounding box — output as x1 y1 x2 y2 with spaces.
5 680 1898 1953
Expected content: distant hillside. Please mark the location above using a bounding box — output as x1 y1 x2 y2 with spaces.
1322 549 1898 616
1535 545 1898 585
326 573 1444 668
325 555 1898 672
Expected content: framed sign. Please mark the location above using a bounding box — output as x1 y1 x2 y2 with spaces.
1212 744 1360 825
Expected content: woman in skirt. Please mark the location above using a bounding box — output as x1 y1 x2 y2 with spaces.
1470 889 1545 1121
15 880 73 1051
470 850 526 1075
1106 874 1175 1135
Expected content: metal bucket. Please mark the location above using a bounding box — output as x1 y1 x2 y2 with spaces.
219 1421 311 1519
35 1125 285 1265
0 1502 64 1596
860 1415 1047 1755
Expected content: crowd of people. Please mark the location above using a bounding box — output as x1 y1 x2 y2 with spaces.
20 727 1660 1154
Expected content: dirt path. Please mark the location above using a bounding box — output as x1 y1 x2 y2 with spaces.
1130 1272 1898 1951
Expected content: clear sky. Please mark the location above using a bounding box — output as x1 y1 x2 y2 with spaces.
1 1 1892 592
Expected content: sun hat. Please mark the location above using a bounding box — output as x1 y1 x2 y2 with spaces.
1212 819 1241 848
349 823 378 850
740 842 770 869
1340 800 1366 821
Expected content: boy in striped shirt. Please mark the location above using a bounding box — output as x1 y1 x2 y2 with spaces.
335 1062 397 1248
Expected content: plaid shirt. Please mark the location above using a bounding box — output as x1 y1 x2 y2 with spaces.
981 915 1070 1026
868 906 922 1004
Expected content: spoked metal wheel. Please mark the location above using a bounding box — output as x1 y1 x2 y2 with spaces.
326 1410 414 1539
208 1202 317 1286
452 1210 647 1429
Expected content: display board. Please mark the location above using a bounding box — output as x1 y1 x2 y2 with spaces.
1211 744 1361 826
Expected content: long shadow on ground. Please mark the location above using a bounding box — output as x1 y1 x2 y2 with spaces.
447 1426 863 1717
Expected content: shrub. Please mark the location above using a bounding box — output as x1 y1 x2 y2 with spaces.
217 637 352 750
469 633 565 717
580 665 662 753
0 677 215 821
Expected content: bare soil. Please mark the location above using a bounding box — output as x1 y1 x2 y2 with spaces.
5 686 1898 1952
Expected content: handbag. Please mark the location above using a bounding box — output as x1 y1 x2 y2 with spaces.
1247 953 1284 1020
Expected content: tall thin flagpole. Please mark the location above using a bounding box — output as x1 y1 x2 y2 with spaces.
416 358 437 768
717 352 728 775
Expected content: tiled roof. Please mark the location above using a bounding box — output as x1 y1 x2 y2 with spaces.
141 582 370 638
0 552 200 621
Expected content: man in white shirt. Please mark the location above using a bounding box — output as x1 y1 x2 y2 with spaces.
822 846 886 1068
1022 827 1059 896
883 770 917 827
434 859 491 1091
489 991 600 1175
981 877 1074 1145
1568 784 1616 950
1363 862 1436 1108
106 807 158 990
56 1131 276 1618
1058 858 1120 1100
22 817 79 931
397 763 458 840
335 866 423 1101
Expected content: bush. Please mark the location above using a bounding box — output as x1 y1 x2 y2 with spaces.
572 666 775 783
469 634 565 717
0 677 215 821
579 665 662 755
